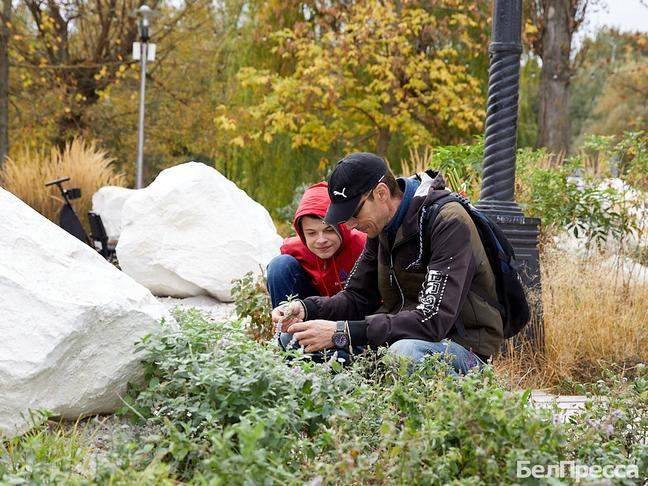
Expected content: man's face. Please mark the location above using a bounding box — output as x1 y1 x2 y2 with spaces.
343 185 391 238
301 216 342 259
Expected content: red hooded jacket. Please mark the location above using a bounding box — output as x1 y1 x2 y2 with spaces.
280 182 367 297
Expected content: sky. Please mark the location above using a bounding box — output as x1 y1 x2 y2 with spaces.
577 0 648 41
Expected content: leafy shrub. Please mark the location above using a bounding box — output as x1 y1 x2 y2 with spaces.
0 137 126 233
107 311 645 483
3 310 645 484
230 271 274 342
115 309 361 482
580 131 648 190
516 148 641 248
402 140 483 200
309 356 570 484
568 365 647 474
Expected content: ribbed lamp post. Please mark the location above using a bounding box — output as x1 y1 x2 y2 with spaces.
476 0 543 349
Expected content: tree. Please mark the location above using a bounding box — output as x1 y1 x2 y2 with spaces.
227 0 487 159
0 0 10 167
582 62 648 137
526 0 592 155
570 28 648 144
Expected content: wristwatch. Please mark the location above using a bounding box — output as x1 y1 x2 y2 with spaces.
332 321 350 349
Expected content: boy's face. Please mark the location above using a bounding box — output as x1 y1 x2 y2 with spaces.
301 216 342 260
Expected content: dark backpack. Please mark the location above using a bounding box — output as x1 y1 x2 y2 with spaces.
421 193 531 339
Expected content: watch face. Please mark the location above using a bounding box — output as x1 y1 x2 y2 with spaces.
332 332 349 348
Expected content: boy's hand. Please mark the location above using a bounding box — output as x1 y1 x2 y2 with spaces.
271 300 305 332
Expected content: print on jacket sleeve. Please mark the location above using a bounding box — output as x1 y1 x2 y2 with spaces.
417 269 448 321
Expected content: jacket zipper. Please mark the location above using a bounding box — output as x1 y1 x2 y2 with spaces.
385 201 433 313
389 252 405 312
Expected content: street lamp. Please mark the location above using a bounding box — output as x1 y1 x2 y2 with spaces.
476 0 543 349
133 4 156 189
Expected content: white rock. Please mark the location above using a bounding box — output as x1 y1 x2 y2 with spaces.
0 187 172 438
91 186 137 240
597 178 647 234
117 162 282 302
156 295 235 322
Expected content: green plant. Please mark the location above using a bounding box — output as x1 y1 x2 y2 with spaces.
230 271 274 342
4 309 645 484
115 310 361 482
568 365 648 477
0 411 92 485
516 148 640 248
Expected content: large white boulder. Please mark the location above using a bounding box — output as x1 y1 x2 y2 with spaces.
91 186 136 240
0 187 172 438
117 162 282 301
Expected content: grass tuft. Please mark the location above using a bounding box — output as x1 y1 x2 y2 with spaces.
0 137 126 233
495 246 648 391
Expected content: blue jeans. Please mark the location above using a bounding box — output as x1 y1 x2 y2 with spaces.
389 339 485 375
266 254 319 308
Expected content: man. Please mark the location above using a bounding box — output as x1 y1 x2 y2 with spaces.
273 152 504 373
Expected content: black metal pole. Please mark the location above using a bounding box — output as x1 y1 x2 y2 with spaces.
478 0 523 214
476 0 544 350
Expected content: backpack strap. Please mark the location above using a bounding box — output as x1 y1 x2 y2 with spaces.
409 193 471 337
410 192 508 333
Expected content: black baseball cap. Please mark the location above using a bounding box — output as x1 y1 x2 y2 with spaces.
324 152 388 225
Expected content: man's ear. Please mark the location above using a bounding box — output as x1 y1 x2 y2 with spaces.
375 182 389 201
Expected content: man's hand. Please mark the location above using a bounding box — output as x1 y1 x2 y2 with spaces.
287 320 336 353
271 301 305 332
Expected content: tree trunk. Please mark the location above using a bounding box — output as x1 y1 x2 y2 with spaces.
376 127 391 158
0 0 10 168
537 0 572 155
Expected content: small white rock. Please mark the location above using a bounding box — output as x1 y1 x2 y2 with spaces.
91 186 137 241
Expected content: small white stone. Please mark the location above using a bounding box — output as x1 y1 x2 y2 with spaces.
91 186 137 241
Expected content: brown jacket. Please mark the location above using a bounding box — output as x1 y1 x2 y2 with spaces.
303 174 504 357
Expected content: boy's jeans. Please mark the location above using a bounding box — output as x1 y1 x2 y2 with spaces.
266 254 318 308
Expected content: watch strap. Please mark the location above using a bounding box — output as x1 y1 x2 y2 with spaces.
336 320 345 333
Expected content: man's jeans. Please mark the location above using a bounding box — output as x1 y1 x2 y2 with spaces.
266 254 318 308
389 339 485 375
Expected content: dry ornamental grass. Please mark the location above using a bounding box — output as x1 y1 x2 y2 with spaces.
495 245 648 391
0 138 126 233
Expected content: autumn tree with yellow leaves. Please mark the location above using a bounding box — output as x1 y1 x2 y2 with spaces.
223 1 488 159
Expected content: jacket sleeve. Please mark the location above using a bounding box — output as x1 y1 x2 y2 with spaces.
303 236 382 321
365 205 477 346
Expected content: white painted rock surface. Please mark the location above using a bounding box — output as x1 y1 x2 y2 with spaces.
0 187 172 438
91 186 136 240
117 162 282 301
157 295 235 322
